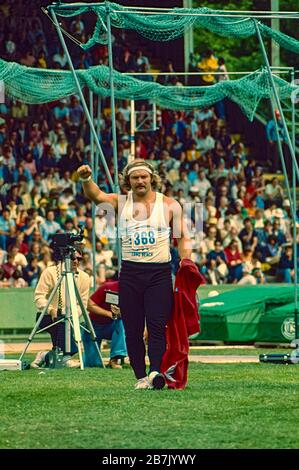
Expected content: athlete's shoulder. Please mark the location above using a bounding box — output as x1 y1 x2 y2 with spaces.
162 195 181 210
162 194 178 206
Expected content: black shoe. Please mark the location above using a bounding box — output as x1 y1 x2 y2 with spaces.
149 371 166 390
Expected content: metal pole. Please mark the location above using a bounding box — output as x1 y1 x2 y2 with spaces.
95 95 101 184
64 257 72 357
106 3 121 273
106 5 119 193
291 68 298 340
111 10 299 19
184 0 194 85
49 8 114 190
50 4 299 15
89 90 97 292
123 69 293 77
153 102 157 131
254 20 299 183
48 2 297 16
271 0 280 67
130 99 135 162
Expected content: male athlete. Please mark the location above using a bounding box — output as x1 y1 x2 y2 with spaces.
77 159 191 389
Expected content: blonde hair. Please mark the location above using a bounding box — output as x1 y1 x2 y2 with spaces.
122 159 161 191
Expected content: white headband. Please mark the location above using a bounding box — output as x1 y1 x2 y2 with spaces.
127 165 153 176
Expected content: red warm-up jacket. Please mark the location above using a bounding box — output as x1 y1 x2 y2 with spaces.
161 259 205 389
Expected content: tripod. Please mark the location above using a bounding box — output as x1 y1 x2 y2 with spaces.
19 254 104 370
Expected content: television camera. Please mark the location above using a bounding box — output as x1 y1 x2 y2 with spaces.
50 226 84 261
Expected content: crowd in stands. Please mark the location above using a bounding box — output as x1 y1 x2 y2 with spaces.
0 0 297 289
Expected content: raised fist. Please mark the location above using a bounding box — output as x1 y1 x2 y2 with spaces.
77 165 92 180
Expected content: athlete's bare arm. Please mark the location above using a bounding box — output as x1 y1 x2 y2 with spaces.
164 196 192 260
77 165 118 209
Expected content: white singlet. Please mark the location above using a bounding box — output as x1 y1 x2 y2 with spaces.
119 191 171 263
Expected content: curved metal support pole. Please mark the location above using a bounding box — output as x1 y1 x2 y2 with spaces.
106 2 122 273
50 8 114 190
89 90 97 291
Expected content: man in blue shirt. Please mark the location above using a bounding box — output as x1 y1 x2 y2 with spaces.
39 210 62 243
0 208 15 250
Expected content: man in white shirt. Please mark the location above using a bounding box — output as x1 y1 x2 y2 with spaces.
31 250 90 369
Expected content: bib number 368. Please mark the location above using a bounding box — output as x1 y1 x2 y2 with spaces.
132 230 156 248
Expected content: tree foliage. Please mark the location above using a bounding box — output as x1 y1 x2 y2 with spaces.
192 0 298 73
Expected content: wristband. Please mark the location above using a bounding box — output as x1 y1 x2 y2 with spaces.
80 175 92 183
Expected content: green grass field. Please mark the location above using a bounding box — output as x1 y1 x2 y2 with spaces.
1 361 299 449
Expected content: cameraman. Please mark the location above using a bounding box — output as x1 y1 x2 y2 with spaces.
31 249 90 368
82 279 127 369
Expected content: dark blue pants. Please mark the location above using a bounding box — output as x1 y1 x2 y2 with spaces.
37 313 78 357
119 261 173 379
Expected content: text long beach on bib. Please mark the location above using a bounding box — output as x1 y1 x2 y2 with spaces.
120 191 171 263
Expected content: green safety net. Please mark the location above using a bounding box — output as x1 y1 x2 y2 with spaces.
0 58 297 121
50 2 299 54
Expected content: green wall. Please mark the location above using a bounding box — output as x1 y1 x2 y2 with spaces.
0 288 36 330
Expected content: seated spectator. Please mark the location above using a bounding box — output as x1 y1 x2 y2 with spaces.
200 225 218 256
38 251 54 272
217 196 229 219
1 253 18 283
272 215 287 244
252 266 266 284
231 200 247 233
224 240 243 283
0 208 15 250
54 135 68 161
157 60 176 86
264 177 284 207
12 271 28 288
239 217 258 252
223 226 243 253
52 48 68 68
22 256 41 287
237 263 257 285
41 168 59 194
188 162 201 185
241 247 254 273
37 51 47 69
79 251 93 272
219 218 231 241
276 245 294 283
95 241 114 269
20 50 36 67
53 100 70 123
192 168 211 200
211 159 229 182
119 47 136 72
39 210 62 243
206 240 228 279
173 170 191 198
253 208 265 230
204 259 224 285
136 48 150 72
263 234 281 266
